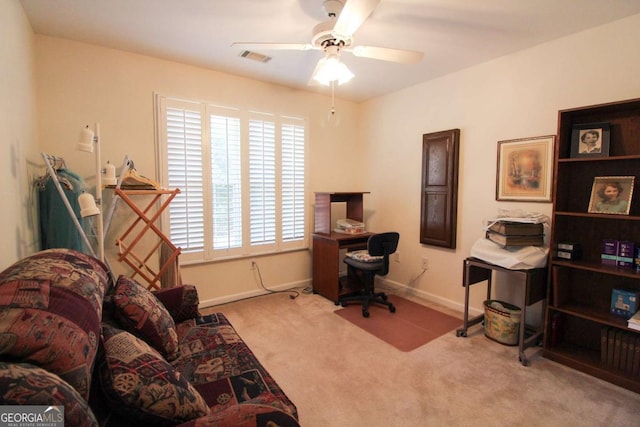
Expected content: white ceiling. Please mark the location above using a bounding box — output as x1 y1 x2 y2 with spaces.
20 0 640 102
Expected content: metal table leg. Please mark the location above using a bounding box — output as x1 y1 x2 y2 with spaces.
456 259 492 337
457 257 546 366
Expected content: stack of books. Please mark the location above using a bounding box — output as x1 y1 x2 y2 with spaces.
601 326 640 375
485 221 544 248
628 311 640 331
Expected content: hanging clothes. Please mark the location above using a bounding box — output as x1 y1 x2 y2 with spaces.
39 168 87 252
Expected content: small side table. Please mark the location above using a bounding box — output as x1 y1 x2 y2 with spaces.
456 257 547 366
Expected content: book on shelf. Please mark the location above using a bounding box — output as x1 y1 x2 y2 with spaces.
601 327 609 365
607 329 616 368
627 336 636 375
629 322 640 332
600 328 640 372
631 337 640 375
613 330 623 369
618 241 636 268
621 333 629 371
601 239 619 265
485 230 543 247
627 310 640 329
487 221 544 236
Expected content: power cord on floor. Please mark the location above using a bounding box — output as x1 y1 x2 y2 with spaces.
252 260 300 300
407 268 427 287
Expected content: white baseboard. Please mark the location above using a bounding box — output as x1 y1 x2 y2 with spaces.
199 278 312 309
200 276 484 318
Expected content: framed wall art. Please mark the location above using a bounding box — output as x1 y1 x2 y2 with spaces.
587 176 634 215
570 122 610 158
496 135 555 202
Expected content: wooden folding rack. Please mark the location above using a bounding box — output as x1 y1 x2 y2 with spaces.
114 188 181 290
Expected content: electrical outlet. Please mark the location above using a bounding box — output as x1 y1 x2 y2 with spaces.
394 252 400 263
421 257 428 270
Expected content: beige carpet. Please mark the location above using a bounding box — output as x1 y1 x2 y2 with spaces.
335 294 461 351
204 289 640 427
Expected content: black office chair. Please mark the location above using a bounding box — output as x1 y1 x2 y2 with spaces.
339 232 400 318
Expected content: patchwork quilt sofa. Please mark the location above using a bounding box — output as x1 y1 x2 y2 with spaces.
0 249 299 426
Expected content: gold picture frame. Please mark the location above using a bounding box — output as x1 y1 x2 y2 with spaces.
587 176 634 215
496 135 555 202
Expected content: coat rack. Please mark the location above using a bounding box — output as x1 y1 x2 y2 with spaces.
40 153 95 257
40 152 130 266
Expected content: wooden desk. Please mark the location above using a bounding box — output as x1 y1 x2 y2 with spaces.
456 257 546 366
312 232 373 303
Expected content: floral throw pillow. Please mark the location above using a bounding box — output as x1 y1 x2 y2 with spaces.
112 275 180 360
153 284 201 323
98 324 210 425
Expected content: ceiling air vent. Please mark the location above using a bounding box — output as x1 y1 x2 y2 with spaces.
239 50 272 63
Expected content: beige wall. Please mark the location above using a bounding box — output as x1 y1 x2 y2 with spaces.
360 13 640 316
34 36 363 305
0 0 40 270
4 2 640 314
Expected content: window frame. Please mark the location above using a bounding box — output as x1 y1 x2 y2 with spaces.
155 94 308 264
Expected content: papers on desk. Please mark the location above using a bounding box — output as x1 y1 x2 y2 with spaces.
470 238 548 269
333 229 367 234
334 219 365 234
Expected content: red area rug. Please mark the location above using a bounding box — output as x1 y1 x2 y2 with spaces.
334 294 461 352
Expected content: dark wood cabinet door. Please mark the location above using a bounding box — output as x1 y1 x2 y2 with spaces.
420 129 460 248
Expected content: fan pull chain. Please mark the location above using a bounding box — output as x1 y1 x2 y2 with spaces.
330 80 336 118
324 80 340 128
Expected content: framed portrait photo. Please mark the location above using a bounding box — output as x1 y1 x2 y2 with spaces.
588 176 634 215
570 123 610 158
496 135 555 202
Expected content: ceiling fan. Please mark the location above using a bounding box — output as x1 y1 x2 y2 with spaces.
232 0 424 86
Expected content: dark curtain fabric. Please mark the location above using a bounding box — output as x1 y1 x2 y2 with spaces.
39 169 86 252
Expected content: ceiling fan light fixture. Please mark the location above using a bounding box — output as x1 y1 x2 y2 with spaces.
322 0 344 18
311 55 354 86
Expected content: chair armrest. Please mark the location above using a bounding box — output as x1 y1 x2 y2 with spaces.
153 284 201 323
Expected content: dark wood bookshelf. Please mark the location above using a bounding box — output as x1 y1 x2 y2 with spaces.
544 98 640 393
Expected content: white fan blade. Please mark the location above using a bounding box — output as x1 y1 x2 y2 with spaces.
231 42 315 51
332 0 381 41
349 45 423 64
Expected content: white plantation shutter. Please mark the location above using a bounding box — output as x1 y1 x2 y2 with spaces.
281 120 305 242
157 95 307 263
210 113 242 252
249 116 276 246
165 104 205 254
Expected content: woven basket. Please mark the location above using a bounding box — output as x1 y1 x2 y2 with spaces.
484 300 521 346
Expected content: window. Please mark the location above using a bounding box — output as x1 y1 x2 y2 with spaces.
156 95 306 263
